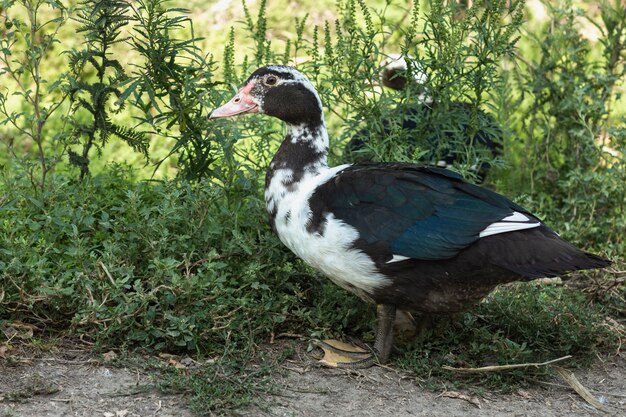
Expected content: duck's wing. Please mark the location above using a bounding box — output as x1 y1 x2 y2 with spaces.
308 164 540 262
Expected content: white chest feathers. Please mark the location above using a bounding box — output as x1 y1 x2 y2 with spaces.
265 165 390 300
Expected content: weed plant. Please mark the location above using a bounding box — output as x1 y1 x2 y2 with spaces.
67 0 150 179
0 0 71 191
501 0 626 257
1 166 290 351
309 0 524 181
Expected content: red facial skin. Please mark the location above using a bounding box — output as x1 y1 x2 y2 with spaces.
209 82 259 119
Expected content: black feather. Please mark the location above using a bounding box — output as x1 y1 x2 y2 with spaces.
372 226 610 312
310 164 532 260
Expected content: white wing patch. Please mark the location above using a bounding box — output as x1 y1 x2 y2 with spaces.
479 211 540 238
386 255 411 264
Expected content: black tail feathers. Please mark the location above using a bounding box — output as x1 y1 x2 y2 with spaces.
484 226 612 279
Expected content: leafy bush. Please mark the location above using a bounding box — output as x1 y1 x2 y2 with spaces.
0 0 70 190
125 0 220 180
0 163 370 414
66 0 150 179
0 0 244 183
501 0 626 255
305 0 523 181
0 166 368 351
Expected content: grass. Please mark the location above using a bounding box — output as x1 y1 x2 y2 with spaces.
395 280 623 391
147 275 623 415
156 345 293 413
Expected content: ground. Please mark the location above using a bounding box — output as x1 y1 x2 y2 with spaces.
0 343 624 417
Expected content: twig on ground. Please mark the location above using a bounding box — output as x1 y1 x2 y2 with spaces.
442 355 572 373
530 378 626 399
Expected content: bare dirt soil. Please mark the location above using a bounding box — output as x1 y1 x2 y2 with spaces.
0 350 193 417
1 344 624 417
242 357 625 417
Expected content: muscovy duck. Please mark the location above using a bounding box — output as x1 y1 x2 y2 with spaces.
345 54 503 182
210 65 611 368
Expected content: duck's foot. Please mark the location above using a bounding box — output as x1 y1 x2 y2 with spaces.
395 311 435 343
394 309 418 343
317 339 376 369
317 303 397 369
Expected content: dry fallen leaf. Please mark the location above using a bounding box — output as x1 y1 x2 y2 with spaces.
168 357 187 369
102 350 118 362
0 344 9 357
158 352 187 369
554 366 611 413
318 339 370 368
439 390 481 408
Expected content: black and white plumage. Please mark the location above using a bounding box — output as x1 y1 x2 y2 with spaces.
210 65 611 368
345 54 503 182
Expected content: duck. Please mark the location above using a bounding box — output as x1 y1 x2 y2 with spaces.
209 65 611 368
345 54 503 182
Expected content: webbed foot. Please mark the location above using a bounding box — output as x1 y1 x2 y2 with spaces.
316 304 397 369
317 339 375 368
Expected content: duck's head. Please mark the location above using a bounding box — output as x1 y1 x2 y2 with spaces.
209 65 323 126
379 54 428 91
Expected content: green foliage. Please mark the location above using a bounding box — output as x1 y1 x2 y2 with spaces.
407 0 522 178
66 0 150 179
242 0 272 66
125 0 221 180
396 282 621 391
0 166 368 351
0 168 280 349
502 0 626 255
0 0 71 191
305 0 523 181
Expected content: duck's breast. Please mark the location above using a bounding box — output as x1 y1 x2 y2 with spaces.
269 165 390 300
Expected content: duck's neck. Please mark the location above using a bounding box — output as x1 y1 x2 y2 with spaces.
264 119 329 225
272 121 329 172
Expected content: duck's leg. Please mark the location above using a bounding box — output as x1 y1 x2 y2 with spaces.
372 303 396 364
319 303 396 368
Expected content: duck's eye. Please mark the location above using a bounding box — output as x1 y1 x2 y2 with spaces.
264 75 278 86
